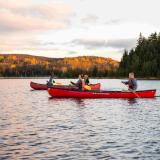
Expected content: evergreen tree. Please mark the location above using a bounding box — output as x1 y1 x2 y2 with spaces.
118 32 160 78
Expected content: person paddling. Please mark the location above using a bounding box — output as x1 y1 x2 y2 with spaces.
47 74 55 86
122 72 137 91
70 74 84 90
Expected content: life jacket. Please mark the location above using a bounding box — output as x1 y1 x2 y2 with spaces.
84 85 91 90
128 79 137 90
128 79 132 88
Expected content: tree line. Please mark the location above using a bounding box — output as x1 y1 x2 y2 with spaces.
0 55 118 77
118 32 160 78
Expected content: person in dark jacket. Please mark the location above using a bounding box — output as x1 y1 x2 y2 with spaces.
47 74 55 86
70 74 83 90
122 72 137 90
84 75 90 85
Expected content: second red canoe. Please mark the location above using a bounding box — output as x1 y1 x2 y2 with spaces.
30 81 101 90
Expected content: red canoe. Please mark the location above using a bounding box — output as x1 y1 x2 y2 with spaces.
30 81 101 90
48 88 156 98
30 81 48 90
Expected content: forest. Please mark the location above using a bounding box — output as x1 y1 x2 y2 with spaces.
0 55 118 77
118 32 160 78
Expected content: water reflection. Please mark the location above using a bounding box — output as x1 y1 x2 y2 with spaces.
72 99 85 107
127 99 138 105
48 97 86 107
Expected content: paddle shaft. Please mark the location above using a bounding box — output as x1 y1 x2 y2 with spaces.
122 83 140 98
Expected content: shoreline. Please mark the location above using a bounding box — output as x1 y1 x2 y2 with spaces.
0 77 160 80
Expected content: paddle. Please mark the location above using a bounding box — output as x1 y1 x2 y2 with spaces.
47 81 62 86
121 82 140 98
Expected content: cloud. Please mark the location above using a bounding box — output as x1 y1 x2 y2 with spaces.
81 15 99 24
1 0 157 61
107 39 137 49
72 39 106 48
105 19 125 25
71 38 137 49
0 0 72 32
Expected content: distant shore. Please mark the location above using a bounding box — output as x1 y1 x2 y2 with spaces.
0 77 160 80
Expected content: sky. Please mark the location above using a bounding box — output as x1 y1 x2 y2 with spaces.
0 0 160 61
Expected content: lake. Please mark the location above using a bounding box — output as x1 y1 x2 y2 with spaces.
0 79 160 159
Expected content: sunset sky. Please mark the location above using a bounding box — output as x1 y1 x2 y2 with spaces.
0 0 160 60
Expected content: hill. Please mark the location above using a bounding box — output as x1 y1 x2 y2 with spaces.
0 54 119 77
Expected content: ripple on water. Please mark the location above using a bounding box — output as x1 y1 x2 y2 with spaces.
0 79 160 159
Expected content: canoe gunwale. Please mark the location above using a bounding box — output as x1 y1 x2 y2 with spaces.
48 87 156 93
48 87 156 98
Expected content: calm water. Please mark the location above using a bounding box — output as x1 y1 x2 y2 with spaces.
0 79 160 160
